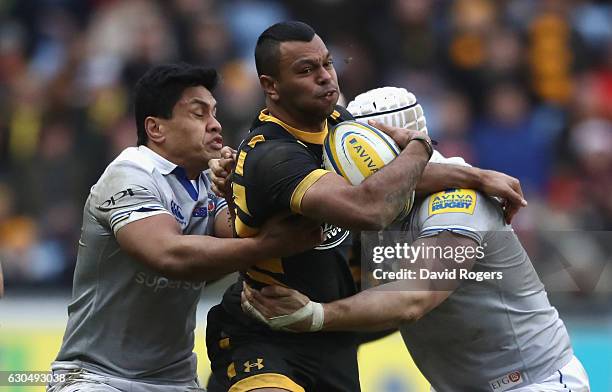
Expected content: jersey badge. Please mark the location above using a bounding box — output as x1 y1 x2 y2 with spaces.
243 358 264 373
428 188 476 216
192 206 208 218
489 370 524 392
315 223 350 250
171 200 186 224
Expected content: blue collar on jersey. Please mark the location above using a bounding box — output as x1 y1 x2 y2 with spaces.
172 166 199 201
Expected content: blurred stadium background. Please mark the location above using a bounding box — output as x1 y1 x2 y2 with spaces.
0 0 611 391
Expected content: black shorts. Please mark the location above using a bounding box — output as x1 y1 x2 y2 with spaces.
206 305 361 392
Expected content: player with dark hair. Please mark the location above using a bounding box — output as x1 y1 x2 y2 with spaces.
46 63 322 392
240 87 590 392
254 21 318 78
206 21 527 392
133 64 217 146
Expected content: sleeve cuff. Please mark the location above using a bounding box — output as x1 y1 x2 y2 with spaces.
289 169 330 214
214 202 229 218
113 210 172 235
418 225 483 245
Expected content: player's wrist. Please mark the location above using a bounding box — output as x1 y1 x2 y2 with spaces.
406 134 434 159
310 301 324 331
320 303 332 331
472 167 489 190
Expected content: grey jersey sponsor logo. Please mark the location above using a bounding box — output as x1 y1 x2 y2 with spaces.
399 191 572 391
134 272 205 293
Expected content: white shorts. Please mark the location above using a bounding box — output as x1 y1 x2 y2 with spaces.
431 355 590 392
47 362 203 392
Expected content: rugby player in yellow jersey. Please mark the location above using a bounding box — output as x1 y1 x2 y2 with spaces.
206 21 526 392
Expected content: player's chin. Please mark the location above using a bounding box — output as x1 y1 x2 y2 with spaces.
204 150 222 161
312 99 337 118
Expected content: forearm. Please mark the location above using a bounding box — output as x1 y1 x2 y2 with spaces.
131 230 271 281
323 233 476 331
416 163 483 195
156 235 268 281
323 234 469 331
322 288 424 332
359 142 429 226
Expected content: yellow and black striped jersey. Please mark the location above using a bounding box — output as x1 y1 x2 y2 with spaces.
226 105 356 307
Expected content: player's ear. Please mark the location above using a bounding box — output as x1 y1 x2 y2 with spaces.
259 75 279 102
145 116 165 144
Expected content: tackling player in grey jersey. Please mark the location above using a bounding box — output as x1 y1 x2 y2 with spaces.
47 63 323 392
238 87 590 392
396 189 581 391
54 146 228 381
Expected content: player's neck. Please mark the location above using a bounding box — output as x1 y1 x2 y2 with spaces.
266 105 326 133
147 144 202 179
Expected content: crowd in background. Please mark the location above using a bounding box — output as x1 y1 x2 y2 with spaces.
0 0 610 294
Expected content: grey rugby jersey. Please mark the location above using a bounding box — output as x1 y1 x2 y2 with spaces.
399 189 572 392
55 146 227 382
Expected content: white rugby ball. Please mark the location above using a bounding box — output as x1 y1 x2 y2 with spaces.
323 120 415 217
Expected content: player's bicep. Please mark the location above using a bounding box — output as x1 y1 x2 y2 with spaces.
214 206 233 238
245 142 321 210
246 141 383 230
299 172 374 229
93 164 169 234
116 213 183 272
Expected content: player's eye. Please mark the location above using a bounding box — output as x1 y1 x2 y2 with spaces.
301 67 312 74
324 59 334 68
193 113 204 118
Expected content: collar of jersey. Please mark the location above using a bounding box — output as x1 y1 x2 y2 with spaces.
258 109 328 145
138 145 178 175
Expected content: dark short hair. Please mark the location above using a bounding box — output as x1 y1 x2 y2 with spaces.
133 63 218 146
255 21 316 77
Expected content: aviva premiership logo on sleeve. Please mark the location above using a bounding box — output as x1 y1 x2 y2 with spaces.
428 189 476 216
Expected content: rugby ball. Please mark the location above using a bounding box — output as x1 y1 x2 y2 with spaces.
323 120 399 184
323 120 415 216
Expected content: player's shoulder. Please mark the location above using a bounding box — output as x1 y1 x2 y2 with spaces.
93 148 161 197
247 113 293 142
238 119 293 154
107 146 158 175
330 105 355 123
240 138 314 177
245 105 352 146
239 120 312 158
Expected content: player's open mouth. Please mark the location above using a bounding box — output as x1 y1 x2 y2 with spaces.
209 136 223 150
319 89 338 100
